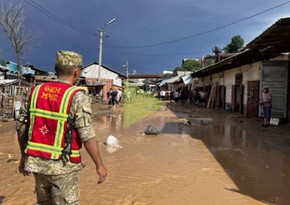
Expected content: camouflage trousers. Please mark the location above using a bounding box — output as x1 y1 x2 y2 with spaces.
34 171 79 205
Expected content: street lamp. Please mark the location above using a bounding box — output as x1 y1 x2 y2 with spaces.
98 18 116 83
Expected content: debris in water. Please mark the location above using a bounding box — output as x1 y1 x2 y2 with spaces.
144 125 161 135
104 135 122 153
195 118 213 125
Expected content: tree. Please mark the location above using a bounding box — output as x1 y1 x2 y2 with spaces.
0 0 34 77
203 55 216 67
224 35 244 53
173 59 201 73
163 73 173 79
0 49 5 66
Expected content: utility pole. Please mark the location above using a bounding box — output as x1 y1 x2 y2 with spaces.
97 18 116 84
98 28 103 83
123 60 129 90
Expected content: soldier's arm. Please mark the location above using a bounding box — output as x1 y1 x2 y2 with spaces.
16 101 30 176
83 138 107 184
16 101 29 156
72 91 107 183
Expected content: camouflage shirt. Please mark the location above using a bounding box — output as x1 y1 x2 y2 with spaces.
16 81 96 175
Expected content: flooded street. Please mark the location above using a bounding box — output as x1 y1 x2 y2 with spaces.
1 102 290 204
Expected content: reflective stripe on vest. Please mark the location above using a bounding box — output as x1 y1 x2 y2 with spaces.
26 84 82 160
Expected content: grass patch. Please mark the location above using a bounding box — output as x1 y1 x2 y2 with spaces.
124 95 165 128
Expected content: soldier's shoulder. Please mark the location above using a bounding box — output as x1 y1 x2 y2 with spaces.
76 86 88 94
72 88 90 106
74 87 88 97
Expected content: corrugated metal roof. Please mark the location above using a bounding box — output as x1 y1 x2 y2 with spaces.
128 74 163 79
192 17 290 78
84 62 126 78
167 75 181 84
0 65 9 71
176 71 192 77
159 79 168 86
246 17 290 53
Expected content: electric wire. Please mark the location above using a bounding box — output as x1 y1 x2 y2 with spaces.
24 0 290 49
23 0 95 36
104 49 211 57
106 1 290 48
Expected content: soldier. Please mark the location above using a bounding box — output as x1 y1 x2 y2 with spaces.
16 50 107 204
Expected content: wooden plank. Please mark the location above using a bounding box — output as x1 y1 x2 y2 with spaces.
206 85 213 108
2 97 15 121
207 83 217 108
211 83 217 108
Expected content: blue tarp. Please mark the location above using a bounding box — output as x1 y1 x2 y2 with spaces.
159 79 168 87
8 62 35 75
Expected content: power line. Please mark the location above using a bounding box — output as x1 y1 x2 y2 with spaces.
23 0 290 49
104 49 210 57
24 0 95 36
105 1 290 48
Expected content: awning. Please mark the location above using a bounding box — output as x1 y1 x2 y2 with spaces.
0 79 17 85
167 76 181 84
246 17 290 53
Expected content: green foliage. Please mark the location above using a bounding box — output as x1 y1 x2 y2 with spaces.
163 73 173 79
173 59 201 73
203 55 216 67
124 95 165 128
224 35 245 53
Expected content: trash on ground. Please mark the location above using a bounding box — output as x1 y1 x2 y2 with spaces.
104 135 122 153
194 118 213 125
270 118 279 125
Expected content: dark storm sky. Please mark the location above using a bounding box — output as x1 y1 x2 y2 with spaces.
0 0 290 75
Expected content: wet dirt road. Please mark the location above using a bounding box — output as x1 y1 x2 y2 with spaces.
1 102 290 204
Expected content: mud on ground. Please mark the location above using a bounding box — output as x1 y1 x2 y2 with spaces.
1 102 290 205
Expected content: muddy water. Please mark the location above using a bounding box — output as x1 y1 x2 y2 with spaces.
188 124 290 205
93 105 290 204
1 104 290 205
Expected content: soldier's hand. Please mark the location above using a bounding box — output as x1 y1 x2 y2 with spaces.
19 156 31 176
97 166 107 184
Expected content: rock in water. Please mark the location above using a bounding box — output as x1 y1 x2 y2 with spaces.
144 125 161 135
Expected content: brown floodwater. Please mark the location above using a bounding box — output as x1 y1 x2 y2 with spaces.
91 103 290 205
188 124 290 205
1 103 290 205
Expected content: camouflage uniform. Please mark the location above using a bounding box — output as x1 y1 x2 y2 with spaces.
16 51 96 205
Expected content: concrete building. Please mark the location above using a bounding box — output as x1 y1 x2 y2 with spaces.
191 17 290 120
81 62 126 101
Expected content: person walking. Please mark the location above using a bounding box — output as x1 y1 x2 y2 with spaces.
173 89 180 103
108 87 118 107
261 86 272 127
16 50 107 204
116 88 123 104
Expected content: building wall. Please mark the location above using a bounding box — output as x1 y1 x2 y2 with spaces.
196 62 261 112
198 73 223 88
82 64 123 87
223 62 261 105
195 55 289 117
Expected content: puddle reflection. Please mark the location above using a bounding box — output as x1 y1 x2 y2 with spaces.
189 124 290 205
94 109 290 205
